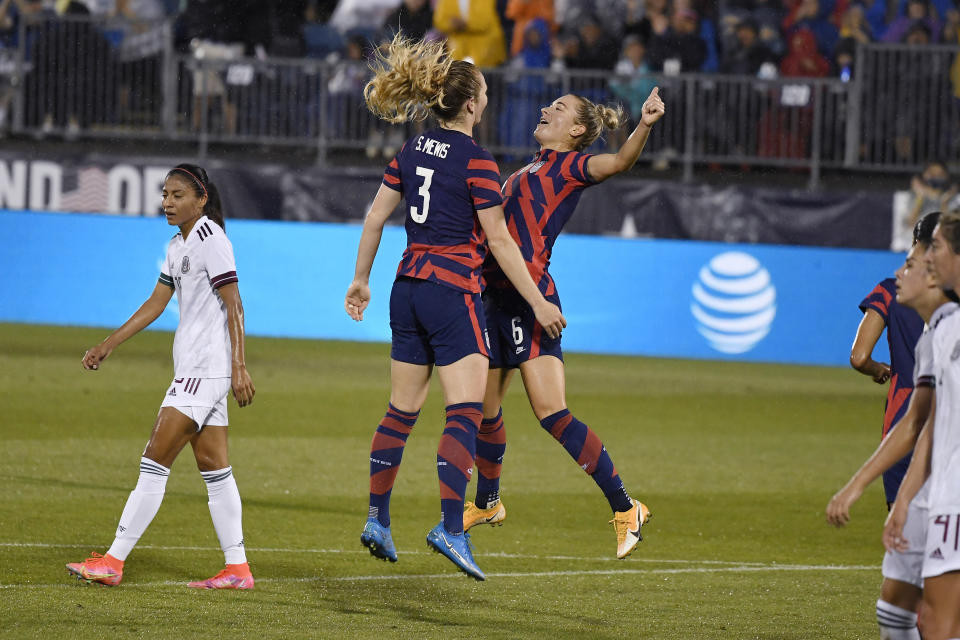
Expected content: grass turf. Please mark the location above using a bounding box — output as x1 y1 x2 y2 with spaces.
0 323 895 638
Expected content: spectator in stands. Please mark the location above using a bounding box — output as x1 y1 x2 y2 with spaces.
720 16 777 75
564 13 618 70
908 162 955 229
882 0 940 42
561 0 628 41
329 0 398 43
754 0 787 57
627 0 670 43
382 0 433 43
0 0 46 48
647 7 708 73
780 25 830 76
782 0 839 57
505 0 553 58
500 17 551 150
328 33 372 144
838 2 873 43
611 34 656 127
26 1 116 137
433 0 506 67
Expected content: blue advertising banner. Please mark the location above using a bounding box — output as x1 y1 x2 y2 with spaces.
1 210 906 366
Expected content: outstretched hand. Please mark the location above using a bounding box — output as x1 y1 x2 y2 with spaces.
641 87 665 127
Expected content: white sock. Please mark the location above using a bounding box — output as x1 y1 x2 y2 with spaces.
202 467 246 565
876 599 920 640
106 457 170 561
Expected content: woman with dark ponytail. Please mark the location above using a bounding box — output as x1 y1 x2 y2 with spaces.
464 88 665 561
67 163 256 590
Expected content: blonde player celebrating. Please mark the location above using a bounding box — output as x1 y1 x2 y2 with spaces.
66 164 256 589
885 210 960 640
827 212 955 640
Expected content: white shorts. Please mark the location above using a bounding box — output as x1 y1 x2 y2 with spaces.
159 376 230 429
882 495 927 588
923 509 960 579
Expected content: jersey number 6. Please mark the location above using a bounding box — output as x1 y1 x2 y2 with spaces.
410 166 434 224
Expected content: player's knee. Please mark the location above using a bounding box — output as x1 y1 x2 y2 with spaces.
194 450 228 472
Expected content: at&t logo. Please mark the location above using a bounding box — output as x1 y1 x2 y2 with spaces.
691 252 777 354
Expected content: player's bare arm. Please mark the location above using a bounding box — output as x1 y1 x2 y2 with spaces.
827 384 933 526
218 282 254 407
346 184 402 322
850 308 891 383
82 282 174 370
478 205 566 339
883 397 935 552
586 87 665 183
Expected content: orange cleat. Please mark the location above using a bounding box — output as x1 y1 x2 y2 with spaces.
188 563 254 589
66 552 124 586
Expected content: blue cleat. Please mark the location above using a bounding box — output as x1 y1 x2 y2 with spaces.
426 522 485 581
360 518 398 562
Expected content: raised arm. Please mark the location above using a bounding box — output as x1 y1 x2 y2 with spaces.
585 87 665 183
217 282 255 407
82 282 174 370
883 397 935 552
850 308 891 383
826 384 933 526
345 184 403 322
479 205 566 338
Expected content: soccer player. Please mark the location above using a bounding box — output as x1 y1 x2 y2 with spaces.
827 212 953 640
463 88 664 559
885 210 960 640
344 35 565 581
66 164 256 589
850 251 924 508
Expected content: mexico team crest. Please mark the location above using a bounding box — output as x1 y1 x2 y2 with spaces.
181 256 190 274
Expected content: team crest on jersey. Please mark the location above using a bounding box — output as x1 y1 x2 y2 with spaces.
528 161 546 174
181 256 191 274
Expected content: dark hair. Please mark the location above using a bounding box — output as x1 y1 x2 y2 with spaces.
166 163 225 230
913 211 940 247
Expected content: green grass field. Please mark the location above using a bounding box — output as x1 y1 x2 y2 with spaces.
0 322 896 638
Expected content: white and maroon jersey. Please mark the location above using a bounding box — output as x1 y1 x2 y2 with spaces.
158 216 238 378
929 302 960 513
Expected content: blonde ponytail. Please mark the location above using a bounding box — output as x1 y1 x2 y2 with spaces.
572 96 624 150
364 34 480 124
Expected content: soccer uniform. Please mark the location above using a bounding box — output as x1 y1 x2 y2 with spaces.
879 303 954 587
859 278 925 502
382 128 503 366
483 148 596 368
158 215 239 428
924 302 960 578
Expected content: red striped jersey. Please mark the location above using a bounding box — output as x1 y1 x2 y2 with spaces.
859 278 924 438
382 128 503 294
484 148 595 295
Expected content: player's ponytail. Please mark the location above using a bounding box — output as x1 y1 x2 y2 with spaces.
167 163 225 230
364 34 481 125
571 96 624 151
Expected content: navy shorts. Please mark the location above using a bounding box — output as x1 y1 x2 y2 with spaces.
484 285 563 369
390 277 489 366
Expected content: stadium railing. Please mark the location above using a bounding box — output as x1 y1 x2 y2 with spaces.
7 14 959 186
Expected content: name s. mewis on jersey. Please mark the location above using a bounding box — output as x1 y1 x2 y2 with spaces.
159 215 238 378
414 135 450 158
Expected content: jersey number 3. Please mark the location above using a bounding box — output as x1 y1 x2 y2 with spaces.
410 166 434 224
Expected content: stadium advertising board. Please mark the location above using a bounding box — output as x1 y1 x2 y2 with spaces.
1 210 904 366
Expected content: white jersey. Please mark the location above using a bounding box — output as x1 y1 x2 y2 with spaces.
929 302 960 512
159 216 238 378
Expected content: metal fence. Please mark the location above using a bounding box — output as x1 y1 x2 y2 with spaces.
6 14 960 187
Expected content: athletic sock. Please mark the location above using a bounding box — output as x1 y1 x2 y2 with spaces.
368 404 419 527
106 457 170 561
202 466 246 565
474 409 505 509
876 599 920 640
438 402 482 534
539 409 632 513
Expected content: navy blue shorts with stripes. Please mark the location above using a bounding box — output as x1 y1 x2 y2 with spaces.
484 285 563 369
389 276 489 367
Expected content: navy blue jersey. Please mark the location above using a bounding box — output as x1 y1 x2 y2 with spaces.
859 278 924 437
382 128 503 293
